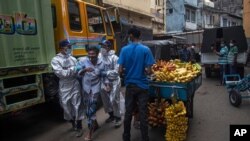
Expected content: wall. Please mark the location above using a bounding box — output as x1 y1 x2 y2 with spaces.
150 0 165 34
166 0 185 33
102 0 151 16
185 0 197 7
102 0 152 29
185 22 197 30
214 0 243 16
243 0 250 38
220 14 242 27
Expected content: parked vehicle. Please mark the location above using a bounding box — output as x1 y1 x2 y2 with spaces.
0 0 116 115
201 26 248 78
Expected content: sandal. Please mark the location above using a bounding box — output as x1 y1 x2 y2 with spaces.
93 120 99 132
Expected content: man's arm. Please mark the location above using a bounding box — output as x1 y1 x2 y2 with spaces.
118 65 124 75
144 47 155 75
145 66 152 75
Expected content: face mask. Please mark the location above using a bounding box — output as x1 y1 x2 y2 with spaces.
128 37 132 44
230 43 233 47
65 48 72 55
101 48 108 55
89 57 97 62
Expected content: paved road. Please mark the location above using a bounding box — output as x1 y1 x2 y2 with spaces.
187 67 250 141
1 67 250 141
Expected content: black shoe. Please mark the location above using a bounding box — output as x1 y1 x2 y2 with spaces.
114 119 122 128
105 116 115 123
76 120 82 130
70 120 77 131
75 129 83 137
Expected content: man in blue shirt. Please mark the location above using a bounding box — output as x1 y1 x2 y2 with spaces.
213 40 228 85
118 27 155 141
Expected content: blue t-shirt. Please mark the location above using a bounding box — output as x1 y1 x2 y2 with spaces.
179 48 191 62
218 46 228 65
118 42 155 89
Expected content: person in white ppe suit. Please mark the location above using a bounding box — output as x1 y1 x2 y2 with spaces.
51 40 84 137
77 45 102 141
99 40 122 127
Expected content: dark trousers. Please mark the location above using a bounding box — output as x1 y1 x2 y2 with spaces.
229 64 237 74
123 84 149 141
220 64 227 84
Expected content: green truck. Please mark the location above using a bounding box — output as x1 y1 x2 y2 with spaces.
0 0 56 115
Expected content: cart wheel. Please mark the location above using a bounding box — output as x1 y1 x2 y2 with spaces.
185 96 194 118
229 90 242 107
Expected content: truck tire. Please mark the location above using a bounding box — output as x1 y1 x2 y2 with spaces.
229 89 241 107
43 74 59 100
205 67 211 78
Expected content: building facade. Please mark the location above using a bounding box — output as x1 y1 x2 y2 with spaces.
150 0 166 34
197 0 219 29
166 0 243 33
184 0 199 30
165 0 186 33
102 0 153 29
243 0 250 39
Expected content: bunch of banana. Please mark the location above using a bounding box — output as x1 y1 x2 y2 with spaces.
165 101 188 141
152 60 202 83
148 98 169 127
192 63 202 73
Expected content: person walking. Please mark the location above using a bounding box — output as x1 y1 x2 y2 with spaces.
77 45 102 141
227 39 238 74
99 40 122 127
213 40 228 85
179 44 191 62
118 27 155 141
51 40 84 137
189 43 196 62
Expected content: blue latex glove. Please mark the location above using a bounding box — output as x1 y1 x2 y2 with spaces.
100 71 107 77
75 65 84 71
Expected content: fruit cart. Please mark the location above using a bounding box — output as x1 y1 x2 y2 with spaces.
224 74 250 107
149 73 202 118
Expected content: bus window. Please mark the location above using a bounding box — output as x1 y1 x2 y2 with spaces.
104 11 112 36
68 1 82 31
86 6 105 34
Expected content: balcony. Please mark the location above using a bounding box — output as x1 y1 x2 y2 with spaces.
204 0 214 8
185 22 197 30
